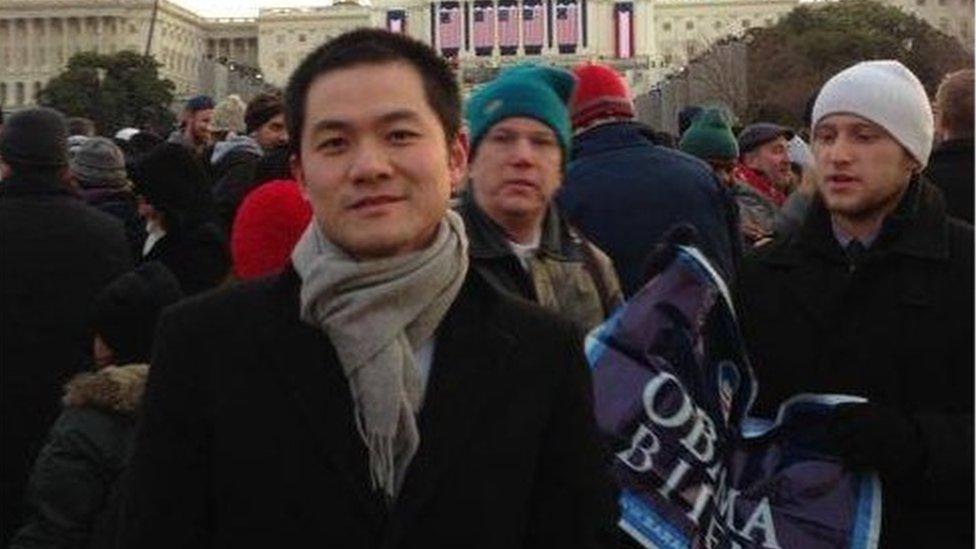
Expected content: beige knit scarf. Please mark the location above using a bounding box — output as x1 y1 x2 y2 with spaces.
291 211 469 500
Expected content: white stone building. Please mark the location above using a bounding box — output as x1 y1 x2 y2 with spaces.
883 0 974 50
1 0 209 108
2 0 815 108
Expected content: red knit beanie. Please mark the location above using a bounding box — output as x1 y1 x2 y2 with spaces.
231 180 312 280
570 62 635 130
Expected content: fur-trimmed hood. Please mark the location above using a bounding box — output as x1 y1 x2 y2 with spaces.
62 364 149 414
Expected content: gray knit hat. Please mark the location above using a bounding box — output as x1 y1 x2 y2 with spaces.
813 60 934 168
71 137 129 188
0 107 69 168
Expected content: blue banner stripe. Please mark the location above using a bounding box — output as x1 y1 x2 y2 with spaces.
851 473 883 549
619 490 689 549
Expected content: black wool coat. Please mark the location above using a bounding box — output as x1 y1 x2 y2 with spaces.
210 147 261 234
925 138 974 224
142 221 229 296
117 267 617 548
738 179 974 548
0 173 133 544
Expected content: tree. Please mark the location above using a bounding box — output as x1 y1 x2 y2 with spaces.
38 51 176 135
745 0 973 126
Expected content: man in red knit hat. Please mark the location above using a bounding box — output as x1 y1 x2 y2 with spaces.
559 62 739 296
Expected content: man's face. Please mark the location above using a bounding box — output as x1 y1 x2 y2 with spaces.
254 113 289 150
186 109 214 146
291 61 466 260
468 117 562 227
744 136 791 188
812 114 916 222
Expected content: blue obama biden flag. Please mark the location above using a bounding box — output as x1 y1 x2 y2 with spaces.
586 243 882 548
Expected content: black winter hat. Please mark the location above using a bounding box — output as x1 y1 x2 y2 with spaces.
185 94 215 113
737 123 794 156
0 107 69 168
92 261 184 365
131 143 215 231
245 92 285 135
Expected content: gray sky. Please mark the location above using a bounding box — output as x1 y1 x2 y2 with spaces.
171 0 335 18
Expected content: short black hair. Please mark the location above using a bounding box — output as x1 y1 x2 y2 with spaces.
285 28 460 157
67 117 96 137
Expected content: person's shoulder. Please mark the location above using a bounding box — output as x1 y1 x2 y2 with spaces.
945 215 974 264
470 271 580 345
160 273 288 336
44 195 131 246
742 231 801 274
45 405 134 464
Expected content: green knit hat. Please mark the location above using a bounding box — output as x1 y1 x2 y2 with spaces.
678 108 739 161
465 64 576 163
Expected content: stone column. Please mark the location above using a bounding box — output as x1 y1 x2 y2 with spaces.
517 0 524 55
492 0 500 59
434 2 441 53
6 19 16 70
576 0 583 54
25 18 33 68
543 0 552 54
62 18 70 65
44 18 52 68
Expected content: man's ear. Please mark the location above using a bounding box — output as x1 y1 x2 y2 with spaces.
289 152 302 183
906 157 922 178
448 130 469 195
290 152 309 200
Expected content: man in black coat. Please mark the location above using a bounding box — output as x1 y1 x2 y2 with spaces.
132 144 229 296
559 62 739 296
118 29 615 548
0 108 133 544
211 92 290 232
926 68 973 224
738 61 973 548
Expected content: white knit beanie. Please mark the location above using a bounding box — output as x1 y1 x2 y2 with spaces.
812 60 934 168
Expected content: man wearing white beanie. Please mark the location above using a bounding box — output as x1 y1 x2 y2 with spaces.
738 60 973 548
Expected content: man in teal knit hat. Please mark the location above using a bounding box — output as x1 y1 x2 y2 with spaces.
680 108 779 246
457 65 622 333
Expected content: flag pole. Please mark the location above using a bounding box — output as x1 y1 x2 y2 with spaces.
145 0 161 57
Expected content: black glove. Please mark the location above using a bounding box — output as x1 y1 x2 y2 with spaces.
828 403 927 481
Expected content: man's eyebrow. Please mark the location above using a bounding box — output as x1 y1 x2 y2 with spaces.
307 110 422 135
377 109 423 125
308 119 349 135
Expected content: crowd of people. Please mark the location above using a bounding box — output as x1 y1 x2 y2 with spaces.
0 27 972 548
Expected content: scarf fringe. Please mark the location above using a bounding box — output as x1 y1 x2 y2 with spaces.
356 410 397 500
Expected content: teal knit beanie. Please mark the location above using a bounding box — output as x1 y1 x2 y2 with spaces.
465 65 576 162
679 108 739 161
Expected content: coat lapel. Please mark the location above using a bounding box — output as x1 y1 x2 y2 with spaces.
261 269 388 527
387 272 516 539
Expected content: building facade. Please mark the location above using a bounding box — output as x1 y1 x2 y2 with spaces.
1 0 209 108
885 0 974 50
9 0 965 110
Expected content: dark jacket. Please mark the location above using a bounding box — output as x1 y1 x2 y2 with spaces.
11 364 148 549
457 190 623 334
143 222 229 296
0 173 133 544
925 138 973 224
117 267 616 548
210 136 263 233
738 179 974 548
560 121 740 296
80 186 145 260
